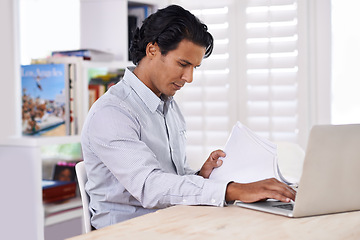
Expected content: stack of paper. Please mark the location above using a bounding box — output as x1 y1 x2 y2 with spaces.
210 121 291 184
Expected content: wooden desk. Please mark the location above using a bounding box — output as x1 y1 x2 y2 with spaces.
68 205 360 240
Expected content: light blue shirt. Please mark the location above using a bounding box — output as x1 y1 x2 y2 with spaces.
81 67 228 229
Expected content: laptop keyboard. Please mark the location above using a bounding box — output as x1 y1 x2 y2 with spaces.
274 203 294 211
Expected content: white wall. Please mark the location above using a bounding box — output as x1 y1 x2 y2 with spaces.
307 0 332 126
0 4 44 239
331 0 360 124
0 0 21 139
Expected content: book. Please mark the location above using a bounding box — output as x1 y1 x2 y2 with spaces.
128 15 137 61
68 63 78 135
45 56 83 136
51 48 115 62
52 161 77 182
42 180 77 203
88 84 106 108
128 5 151 28
88 69 124 108
209 121 294 185
128 5 151 61
21 64 71 136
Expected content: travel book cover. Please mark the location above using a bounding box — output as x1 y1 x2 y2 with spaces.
21 64 70 136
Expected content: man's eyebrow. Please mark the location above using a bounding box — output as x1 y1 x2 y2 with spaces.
179 59 201 67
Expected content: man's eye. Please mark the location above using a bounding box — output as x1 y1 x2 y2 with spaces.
179 62 187 67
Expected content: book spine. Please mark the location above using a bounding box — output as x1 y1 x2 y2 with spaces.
69 63 78 135
43 182 77 203
64 64 71 135
88 84 106 109
52 50 90 59
43 193 77 204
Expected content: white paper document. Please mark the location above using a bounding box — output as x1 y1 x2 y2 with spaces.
209 122 283 183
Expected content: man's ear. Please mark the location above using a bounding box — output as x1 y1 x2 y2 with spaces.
146 42 159 58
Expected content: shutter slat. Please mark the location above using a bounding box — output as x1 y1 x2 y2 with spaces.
247 0 295 7
247 56 297 69
247 10 296 23
247 41 297 54
246 25 297 38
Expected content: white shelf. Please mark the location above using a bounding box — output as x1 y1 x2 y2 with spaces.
44 197 82 215
129 0 167 5
0 135 81 147
44 197 83 226
45 208 83 227
82 60 134 69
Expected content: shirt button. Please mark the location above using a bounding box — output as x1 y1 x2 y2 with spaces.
211 199 216 204
183 199 187 203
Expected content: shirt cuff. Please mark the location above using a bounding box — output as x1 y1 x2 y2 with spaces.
201 179 230 207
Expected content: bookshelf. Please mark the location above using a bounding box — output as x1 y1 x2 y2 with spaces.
80 0 166 62
45 56 132 133
1 0 167 240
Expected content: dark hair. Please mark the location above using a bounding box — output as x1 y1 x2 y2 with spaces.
129 5 214 65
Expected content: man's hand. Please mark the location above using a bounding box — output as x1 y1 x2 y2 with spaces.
225 178 296 203
198 150 225 178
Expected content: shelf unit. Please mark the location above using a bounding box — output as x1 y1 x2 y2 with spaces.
80 0 165 62
48 56 133 133
0 136 82 240
1 1 167 240
44 197 83 226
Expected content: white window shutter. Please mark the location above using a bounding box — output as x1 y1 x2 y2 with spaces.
174 1 234 169
242 0 301 142
172 0 309 168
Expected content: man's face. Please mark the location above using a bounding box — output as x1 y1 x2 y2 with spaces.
145 39 206 97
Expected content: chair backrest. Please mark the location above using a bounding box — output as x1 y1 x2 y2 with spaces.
75 161 92 233
276 141 305 183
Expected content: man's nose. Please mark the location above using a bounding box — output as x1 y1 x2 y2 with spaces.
182 67 194 83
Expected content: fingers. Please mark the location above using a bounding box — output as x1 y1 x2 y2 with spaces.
275 179 296 201
266 191 291 203
210 150 225 167
198 150 226 179
225 178 296 203
262 178 296 202
209 149 226 161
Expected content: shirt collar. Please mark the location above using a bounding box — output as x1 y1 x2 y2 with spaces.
123 67 173 113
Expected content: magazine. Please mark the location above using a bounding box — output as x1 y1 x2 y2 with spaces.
21 64 70 136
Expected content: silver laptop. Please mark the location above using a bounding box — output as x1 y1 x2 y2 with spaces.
234 124 360 217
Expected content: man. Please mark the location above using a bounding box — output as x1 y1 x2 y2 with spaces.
81 5 295 230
